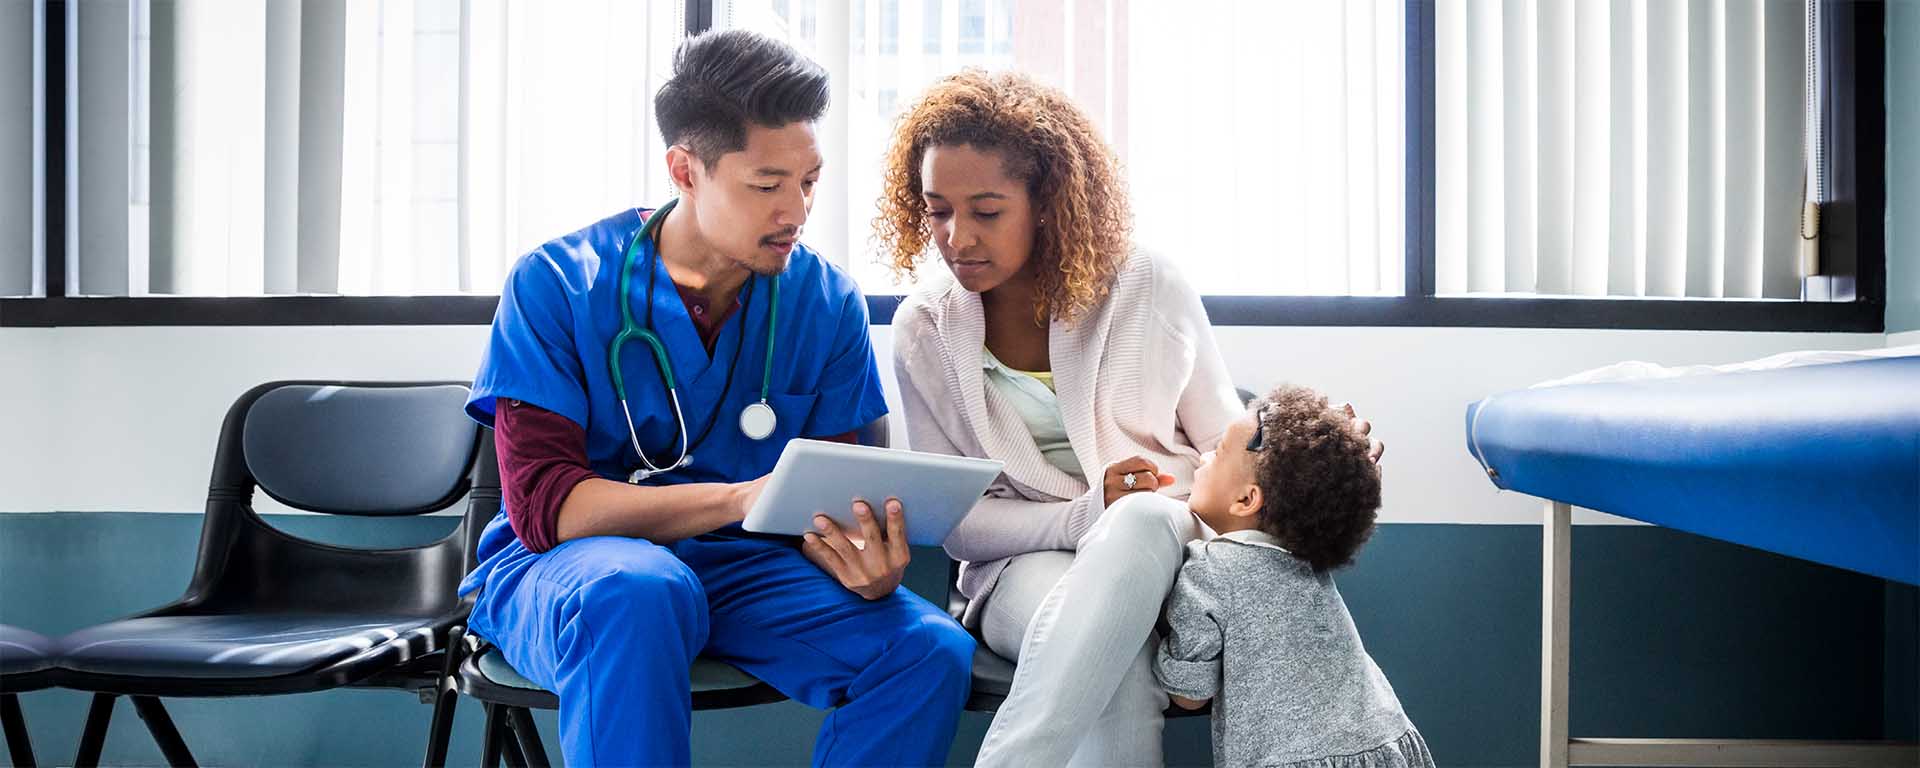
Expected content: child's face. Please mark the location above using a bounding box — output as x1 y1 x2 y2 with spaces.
1188 408 1265 533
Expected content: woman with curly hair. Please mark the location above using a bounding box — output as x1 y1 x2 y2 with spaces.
881 70 1384 766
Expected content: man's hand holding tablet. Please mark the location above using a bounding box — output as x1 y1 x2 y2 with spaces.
734 440 1004 599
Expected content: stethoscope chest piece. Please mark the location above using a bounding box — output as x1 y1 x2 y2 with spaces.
739 400 778 441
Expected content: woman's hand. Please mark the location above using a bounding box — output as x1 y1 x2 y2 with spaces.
1336 403 1386 462
1102 456 1176 508
800 498 911 601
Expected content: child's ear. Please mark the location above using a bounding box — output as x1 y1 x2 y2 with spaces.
1228 482 1263 519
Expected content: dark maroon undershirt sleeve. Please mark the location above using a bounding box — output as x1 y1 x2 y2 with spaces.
494 399 600 554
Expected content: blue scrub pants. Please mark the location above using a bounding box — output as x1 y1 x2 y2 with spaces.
467 531 975 767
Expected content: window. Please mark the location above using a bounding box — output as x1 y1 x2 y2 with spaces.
730 0 1407 298
44 0 683 299
0 0 36 298
879 0 899 55
923 0 942 54
1 0 1883 332
958 0 986 54
1435 0 1809 300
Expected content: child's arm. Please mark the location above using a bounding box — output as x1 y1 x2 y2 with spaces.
1153 544 1227 705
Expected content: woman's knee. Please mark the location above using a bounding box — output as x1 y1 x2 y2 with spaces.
1096 492 1195 541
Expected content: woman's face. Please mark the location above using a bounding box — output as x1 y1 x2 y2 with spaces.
919 143 1039 294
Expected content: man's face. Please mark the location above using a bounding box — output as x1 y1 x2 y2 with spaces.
686 121 823 275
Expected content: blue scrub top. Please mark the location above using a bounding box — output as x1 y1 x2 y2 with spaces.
459 205 889 594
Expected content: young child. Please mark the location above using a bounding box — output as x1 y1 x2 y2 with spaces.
1154 384 1434 768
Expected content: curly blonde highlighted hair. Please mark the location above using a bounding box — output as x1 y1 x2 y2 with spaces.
874 70 1131 325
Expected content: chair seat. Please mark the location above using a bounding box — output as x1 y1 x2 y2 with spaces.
58 613 442 680
0 624 55 678
969 646 1016 701
475 645 764 693
463 645 787 710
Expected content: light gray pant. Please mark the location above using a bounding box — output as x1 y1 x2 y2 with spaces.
973 492 1201 768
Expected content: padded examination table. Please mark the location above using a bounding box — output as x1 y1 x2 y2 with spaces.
1467 354 1920 586
1464 354 1920 768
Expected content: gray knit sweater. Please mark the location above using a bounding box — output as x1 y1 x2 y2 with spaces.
1154 530 1433 768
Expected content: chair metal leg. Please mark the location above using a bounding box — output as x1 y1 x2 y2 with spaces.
421 681 459 768
130 696 198 768
501 732 530 768
480 704 508 768
422 626 466 768
506 707 550 768
2 693 36 768
72 693 116 768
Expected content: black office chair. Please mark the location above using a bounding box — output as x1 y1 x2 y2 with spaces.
432 417 892 768
54 381 497 768
1 624 56 767
957 388 1255 714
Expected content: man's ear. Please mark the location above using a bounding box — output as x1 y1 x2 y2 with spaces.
666 145 702 195
1228 481 1263 519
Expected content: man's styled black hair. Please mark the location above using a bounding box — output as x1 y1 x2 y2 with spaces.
654 29 831 168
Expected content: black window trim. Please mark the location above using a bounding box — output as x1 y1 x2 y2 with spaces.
1 0 1886 333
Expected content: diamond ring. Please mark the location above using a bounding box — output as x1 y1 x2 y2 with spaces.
1122 472 1137 490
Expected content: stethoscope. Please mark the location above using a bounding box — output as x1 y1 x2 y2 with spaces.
611 198 780 484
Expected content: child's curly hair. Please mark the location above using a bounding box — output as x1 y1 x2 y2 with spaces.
1249 385 1382 572
873 69 1131 325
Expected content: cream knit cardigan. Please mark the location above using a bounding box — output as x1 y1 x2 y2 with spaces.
891 250 1243 624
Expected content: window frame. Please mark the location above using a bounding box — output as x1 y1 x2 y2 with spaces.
0 0 1886 332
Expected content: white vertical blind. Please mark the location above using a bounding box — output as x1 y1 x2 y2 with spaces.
460 0 682 296
1436 0 1806 299
60 0 681 298
0 0 40 297
732 0 1404 297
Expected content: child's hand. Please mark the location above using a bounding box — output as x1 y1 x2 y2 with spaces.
1169 694 1210 711
1102 456 1177 507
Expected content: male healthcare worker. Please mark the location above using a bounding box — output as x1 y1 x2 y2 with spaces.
458 30 974 767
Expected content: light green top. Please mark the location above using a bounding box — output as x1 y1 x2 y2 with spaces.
981 347 1084 480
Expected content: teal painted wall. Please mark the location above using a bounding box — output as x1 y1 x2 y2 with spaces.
1 512 1913 767
1889 0 1919 334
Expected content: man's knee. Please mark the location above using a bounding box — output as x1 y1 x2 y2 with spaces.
896 614 976 688
560 539 705 635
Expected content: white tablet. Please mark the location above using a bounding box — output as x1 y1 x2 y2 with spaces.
742 439 1005 547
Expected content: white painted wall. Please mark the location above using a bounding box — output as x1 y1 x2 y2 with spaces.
0 323 1885 523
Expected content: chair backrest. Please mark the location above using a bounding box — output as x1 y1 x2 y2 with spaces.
177 381 496 618
243 384 475 515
